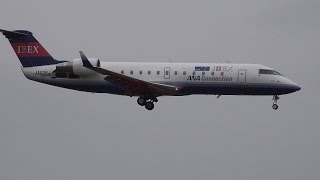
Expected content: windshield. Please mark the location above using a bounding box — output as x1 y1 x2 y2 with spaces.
259 69 283 76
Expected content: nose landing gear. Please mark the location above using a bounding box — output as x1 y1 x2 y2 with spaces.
272 95 280 110
137 96 158 110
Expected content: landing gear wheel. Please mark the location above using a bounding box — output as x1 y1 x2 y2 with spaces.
272 104 278 110
137 97 146 106
145 102 154 110
272 95 280 110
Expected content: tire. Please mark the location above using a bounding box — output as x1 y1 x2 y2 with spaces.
272 104 278 110
137 97 146 106
145 102 154 110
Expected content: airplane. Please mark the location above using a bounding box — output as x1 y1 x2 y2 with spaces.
0 29 301 110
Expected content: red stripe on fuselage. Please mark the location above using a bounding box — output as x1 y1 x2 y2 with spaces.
11 42 50 57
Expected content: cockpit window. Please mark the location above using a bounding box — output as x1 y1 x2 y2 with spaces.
259 69 282 76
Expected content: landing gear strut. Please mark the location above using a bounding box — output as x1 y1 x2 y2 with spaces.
272 95 280 110
137 96 158 110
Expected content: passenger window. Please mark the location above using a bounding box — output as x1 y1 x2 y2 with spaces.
221 72 224 76
174 71 178 75
139 70 143 75
192 71 196 75
202 71 205 76
211 72 214 76
121 70 124 74
130 70 133 75
148 70 151 75
183 71 186 75
166 71 169 75
157 71 160 75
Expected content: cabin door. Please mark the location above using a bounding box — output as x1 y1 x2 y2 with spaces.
164 67 171 79
238 70 247 84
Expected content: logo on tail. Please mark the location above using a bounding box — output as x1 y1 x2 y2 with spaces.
11 42 51 57
17 45 39 54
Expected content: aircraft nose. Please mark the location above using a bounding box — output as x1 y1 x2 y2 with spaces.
291 84 301 92
283 78 301 93
282 84 301 94
287 80 301 93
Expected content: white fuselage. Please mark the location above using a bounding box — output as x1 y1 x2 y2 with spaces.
21 61 300 97
0 29 301 110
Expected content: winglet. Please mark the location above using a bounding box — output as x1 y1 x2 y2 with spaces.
79 51 93 68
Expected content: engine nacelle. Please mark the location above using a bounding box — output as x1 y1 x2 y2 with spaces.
72 58 101 76
54 58 101 78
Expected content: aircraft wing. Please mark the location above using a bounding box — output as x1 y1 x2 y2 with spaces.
79 51 182 96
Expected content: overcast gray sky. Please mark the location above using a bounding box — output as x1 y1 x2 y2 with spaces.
0 0 319 180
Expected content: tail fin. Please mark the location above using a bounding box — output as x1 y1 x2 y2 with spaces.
0 29 59 67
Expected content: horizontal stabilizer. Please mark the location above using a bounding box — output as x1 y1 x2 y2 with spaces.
0 29 29 37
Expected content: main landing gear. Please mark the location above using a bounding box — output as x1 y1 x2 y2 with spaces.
137 96 158 110
272 95 280 110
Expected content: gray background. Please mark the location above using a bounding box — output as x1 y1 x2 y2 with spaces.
0 0 319 179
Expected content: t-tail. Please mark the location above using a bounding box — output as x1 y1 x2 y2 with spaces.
0 29 60 67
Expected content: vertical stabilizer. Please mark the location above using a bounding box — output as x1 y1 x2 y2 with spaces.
0 29 59 67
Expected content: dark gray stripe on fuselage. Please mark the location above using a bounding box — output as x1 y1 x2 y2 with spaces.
25 76 300 96
25 75 126 95
158 81 300 95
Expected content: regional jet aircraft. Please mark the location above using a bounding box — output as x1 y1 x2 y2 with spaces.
0 29 300 110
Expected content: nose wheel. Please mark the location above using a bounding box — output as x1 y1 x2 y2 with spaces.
272 104 278 110
137 96 158 110
272 95 280 110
